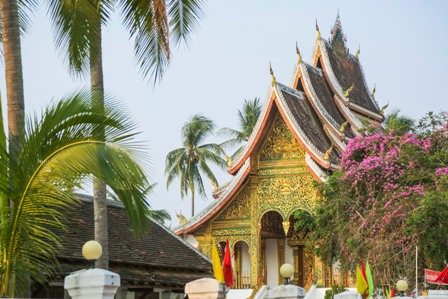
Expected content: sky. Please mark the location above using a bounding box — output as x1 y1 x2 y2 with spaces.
2 1 447 225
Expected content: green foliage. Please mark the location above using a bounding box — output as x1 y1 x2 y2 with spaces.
324 284 347 299
0 92 153 296
218 98 262 158
312 111 448 289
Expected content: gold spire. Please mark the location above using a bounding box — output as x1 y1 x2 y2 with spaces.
316 19 321 40
380 103 389 115
224 154 233 167
339 120 349 133
355 45 360 59
323 145 333 160
371 84 376 97
269 62 276 86
343 83 354 98
296 42 302 64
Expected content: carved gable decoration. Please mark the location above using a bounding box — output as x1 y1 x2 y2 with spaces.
215 183 251 221
259 113 305 161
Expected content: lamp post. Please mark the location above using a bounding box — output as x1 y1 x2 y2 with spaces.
82 240 103 268
396 280 408 297
280 263 294 285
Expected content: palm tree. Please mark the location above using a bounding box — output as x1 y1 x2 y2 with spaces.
218 97 262 158
45 0 206 269
0 91 154 297
384 109 415 135
165 114 226 217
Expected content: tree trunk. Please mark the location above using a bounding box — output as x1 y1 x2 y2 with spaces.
90 19 109 270
0 0 27 295
1 0 25 161
191 190 195 217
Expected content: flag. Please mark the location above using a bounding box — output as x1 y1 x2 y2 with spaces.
366 261 374 299
390 287 396 298
222 239 233 287
212 240 224 283
356 265 369 296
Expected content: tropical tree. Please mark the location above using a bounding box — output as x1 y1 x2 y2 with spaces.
384 109 415 135
165 114 226 217
218 98 262 159
0 91 154 297
45 0 206 269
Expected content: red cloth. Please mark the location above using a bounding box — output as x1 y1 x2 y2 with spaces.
222 239 233 287
390 288 395 298
435 266 448 284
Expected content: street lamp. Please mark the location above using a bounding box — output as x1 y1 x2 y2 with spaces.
82 240 103 268
396 280 408 297
280 263 294 285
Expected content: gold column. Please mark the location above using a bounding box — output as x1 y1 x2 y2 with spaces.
249 177 260 287
235 242 242 288
277 239 285 285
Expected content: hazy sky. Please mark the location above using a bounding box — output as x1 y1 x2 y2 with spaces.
3 1 447 225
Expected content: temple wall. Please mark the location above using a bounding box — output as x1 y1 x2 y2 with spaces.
265 239 279 287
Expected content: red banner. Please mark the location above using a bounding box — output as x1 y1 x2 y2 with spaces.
425 269 445 284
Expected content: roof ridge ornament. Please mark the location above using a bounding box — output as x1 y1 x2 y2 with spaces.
316 19 321 40
330 11 347 51
323 145 333 160
224 153 233 167
355 45 360 59
269 62 276 86
296 42 302 64
380 102 389 115
343 83 354 98
371 84 376 97
339 120 349 133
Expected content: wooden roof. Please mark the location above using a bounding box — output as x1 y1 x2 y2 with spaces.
52 195 212 291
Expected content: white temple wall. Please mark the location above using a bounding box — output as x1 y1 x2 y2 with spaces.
241 242 251 273
265 239 279 287
285 239 294 266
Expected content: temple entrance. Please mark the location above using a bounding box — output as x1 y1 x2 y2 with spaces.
233 241 251 288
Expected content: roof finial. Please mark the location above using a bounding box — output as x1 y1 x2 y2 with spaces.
316 19 321 40
339 120 349 133
269 62 276 86
355 44 360 59
211 180 218 192
380 102 389 115
224 154 233 167
323 145 333 160
343 83 354 98
296 42 302 64
371 84 376 97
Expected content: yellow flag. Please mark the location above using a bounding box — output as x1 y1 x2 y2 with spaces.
356 265 368 296
212 241 224 283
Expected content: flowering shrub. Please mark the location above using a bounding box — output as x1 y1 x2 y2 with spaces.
312 112 448 289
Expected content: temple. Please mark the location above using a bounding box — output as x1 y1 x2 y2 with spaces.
174 15 384 290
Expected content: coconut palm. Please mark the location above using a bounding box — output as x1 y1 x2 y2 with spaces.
45 0 206 269
218 97 262 158
0 91 153 297
384 109 415 135
165 114 226 217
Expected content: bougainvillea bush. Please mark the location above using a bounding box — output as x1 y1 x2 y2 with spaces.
312 112 448 289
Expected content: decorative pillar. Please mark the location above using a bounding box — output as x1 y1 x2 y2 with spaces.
277 239 285 285
249 176 260 287
64 269 120 299
235 242 242 288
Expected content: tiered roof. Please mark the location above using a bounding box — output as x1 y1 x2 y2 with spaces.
175 15 383 234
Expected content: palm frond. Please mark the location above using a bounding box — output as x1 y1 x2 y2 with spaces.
167 0 205 46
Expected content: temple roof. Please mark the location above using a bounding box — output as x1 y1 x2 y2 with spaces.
53 196 212 291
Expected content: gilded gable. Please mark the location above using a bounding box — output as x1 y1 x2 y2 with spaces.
259 113 305 161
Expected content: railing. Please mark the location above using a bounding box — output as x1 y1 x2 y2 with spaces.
234 270 252 289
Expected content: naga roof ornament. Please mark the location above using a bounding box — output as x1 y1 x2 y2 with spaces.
343 83 355 98
323 145 333 160
371 84 376 97
355 45 360 59
339 120 349 133
380 103 389 115
296 42 302 64
270 62 276 86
